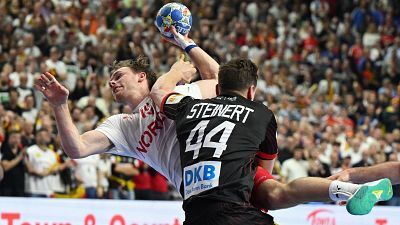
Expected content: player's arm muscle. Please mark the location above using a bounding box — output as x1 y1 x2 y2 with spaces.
187 47 219 80
53 104 112 158
151 69 185 108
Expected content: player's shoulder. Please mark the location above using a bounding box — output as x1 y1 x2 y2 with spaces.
250 101 276 122
164 92 192 104
250 100 273 113
164 92 201 108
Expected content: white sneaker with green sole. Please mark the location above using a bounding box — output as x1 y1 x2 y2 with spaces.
346 178 393 215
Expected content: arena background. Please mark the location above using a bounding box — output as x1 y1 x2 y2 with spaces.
0 0 399 224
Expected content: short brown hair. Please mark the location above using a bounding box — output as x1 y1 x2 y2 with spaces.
110 55 157 90
218 58 258 93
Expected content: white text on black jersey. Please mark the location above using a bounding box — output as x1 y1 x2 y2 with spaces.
187 103 254 123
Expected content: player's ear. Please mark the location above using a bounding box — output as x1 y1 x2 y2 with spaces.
216 84 220 95
137 72 146 82
247 85 256 100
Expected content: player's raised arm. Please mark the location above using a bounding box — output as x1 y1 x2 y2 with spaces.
163 26 218 99
165 26 219 80
150 55 197 108
35 72 112 159
328 161 400 184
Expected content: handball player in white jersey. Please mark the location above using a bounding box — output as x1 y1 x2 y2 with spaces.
35 27 392 216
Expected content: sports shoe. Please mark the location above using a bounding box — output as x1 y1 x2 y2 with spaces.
346 178 393 215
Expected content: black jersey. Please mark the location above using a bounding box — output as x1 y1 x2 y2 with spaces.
161 92 278 209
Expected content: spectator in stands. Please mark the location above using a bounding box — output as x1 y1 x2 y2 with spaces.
97 153 111 199
21 94 38 123
25 129 58 197
307 149 331 178
4 87 23 115
45 47 67 82
149 168 169 200
0 132 25 196
17 73 35 105
20 119 35 147
108 155 137 200
133 160 152 200
281 148 309 183
73 154 100 199
23 32 41 60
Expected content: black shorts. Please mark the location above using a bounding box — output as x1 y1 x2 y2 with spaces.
183 200 275 225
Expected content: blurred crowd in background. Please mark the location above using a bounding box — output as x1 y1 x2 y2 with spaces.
0 0 399 205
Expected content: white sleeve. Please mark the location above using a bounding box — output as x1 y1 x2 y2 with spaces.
95 114 135 156
173 83 202 99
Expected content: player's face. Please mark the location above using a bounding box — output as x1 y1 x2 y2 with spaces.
109 67 140 103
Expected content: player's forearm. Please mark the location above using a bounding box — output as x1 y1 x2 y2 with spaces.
348 162 400 184
150 71 182 107
52 104 87 158
188 47 219 80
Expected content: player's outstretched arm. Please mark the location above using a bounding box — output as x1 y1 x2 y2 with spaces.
35 72 112 159
150 55 197 108
328 162 400 184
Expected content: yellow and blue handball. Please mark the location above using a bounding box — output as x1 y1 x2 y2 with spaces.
155 2 192 38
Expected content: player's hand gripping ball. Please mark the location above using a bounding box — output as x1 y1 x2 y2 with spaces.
155 3 192 38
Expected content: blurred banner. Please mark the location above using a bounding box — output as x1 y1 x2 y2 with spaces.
0 197 398 225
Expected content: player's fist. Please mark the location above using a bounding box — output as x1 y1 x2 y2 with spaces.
170 54 197 83
163 26 196 51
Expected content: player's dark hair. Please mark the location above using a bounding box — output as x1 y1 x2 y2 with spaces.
218 58 258 93
110 55 157 90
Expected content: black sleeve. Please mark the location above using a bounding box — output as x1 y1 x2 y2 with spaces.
160 92 194 120
257 113 278 160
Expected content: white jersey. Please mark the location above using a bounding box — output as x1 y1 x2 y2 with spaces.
25 145 58 196
95 83 202 189
74 154 101 188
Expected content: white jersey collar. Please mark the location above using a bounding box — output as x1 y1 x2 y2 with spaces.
132 96 152 113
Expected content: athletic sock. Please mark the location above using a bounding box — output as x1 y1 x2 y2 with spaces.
328 180 360 201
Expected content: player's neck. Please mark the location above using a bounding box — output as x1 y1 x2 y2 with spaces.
220 90 246 98
126 89 150 110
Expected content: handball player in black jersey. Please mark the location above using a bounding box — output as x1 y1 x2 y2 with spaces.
160 59 276 225
152 56 393 223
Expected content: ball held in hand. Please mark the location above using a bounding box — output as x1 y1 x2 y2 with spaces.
155 3 192 38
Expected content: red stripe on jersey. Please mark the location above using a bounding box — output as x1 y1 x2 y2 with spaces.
257 151 277 160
